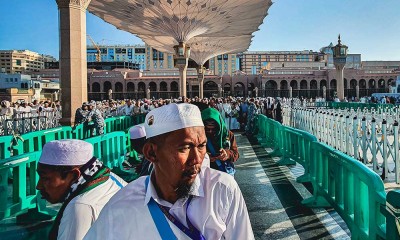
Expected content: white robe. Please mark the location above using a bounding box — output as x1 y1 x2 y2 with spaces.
84 168 254 240
57 173 127 240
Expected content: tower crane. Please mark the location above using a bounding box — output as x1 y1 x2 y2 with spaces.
86 34 101 62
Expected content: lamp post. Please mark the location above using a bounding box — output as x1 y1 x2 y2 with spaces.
332 35 348 101
197 65 205 99
173 42 190 97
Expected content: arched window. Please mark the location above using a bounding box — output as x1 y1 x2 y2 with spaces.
300 80 307 90
330 79 337 89
160 81 167 91
103 81 112 92
127 82 135 92
138 82 146 92
92 82 100 92
149 82 157 92
310 80 317 89
280 80 288 90
290 80 298 89
115 82 123 92
170 81 178 91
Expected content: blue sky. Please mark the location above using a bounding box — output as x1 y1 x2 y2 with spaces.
1 0 399 60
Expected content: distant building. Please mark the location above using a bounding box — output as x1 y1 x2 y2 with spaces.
239 50 327 75
208 54 238 76
0 72 60 101
320 43 361 69
0 50 55 74
87 44 146 70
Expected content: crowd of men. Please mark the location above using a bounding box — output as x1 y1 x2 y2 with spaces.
1 95 289 240
72 96 285 136
37 100 257 240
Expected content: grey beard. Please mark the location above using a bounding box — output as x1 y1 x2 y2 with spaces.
175 182 192 199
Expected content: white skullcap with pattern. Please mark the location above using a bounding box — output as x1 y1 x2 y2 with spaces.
144 103 204 138
39 139 93 166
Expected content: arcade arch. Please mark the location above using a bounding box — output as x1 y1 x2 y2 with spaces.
92 82 100 92
103 81 112 92
115 82 123 92
127 82 135 92
160 81 167 91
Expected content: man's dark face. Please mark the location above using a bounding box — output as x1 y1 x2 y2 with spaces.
204 121 218 139
36 163 78 204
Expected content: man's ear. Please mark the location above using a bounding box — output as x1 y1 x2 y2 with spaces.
67 168 81 184
143 142 157 163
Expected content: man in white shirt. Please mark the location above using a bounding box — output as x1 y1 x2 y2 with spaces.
121 99 134 116
85 103 254 240
36 139 126 240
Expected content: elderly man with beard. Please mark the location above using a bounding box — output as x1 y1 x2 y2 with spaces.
85 103 254 240
36 140 126 240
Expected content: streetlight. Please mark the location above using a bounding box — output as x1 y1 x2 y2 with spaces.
174 42 191 97
332 35 348 101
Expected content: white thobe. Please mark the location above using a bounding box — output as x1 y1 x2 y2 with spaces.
57 173 127 240
84 167 254 240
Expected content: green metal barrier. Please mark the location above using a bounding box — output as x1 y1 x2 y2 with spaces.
132 114 146 125
0 152 56 222
0 135 14 160
11 127 72 156
277 127 301 166
84 131 137 182
293 129 318 183
326 102 398 110
254 114 397 239
302 142 386 239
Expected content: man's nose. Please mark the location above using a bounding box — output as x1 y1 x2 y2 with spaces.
188 148 203 165
36 179 43 190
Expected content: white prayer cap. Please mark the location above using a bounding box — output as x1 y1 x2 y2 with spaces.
39 140 93 166
144 103 204 139
129 124 146 139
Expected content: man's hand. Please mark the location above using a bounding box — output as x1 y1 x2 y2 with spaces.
209 149 228 162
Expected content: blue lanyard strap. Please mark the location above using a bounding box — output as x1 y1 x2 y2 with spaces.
206 139 224 169
145 177 206 240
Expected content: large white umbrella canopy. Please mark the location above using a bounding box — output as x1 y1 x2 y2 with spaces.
88 0 272 44
140 35 253 65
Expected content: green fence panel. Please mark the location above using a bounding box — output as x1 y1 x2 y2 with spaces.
10 126 72 157
0 135 14 160
132 114 146 125
270 120 284 157
277 126 301 165
256 115 268 143
292 129 318 183
72 123 91 139
0 152 56 222
303 142 386 239
84 131 137 182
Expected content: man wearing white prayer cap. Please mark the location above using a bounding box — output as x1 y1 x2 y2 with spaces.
36 139 127 240
85 103 254 240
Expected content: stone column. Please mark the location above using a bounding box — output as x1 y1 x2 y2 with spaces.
289 86 293 98
197 66 205 99
335 65 345 100
178 63 188 97
56 0 91 125
323 86 327 99
356 85 360 99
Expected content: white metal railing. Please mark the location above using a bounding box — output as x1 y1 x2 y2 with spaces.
0 111 61 136
284 106 400 183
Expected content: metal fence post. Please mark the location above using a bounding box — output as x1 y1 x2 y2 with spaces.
353 116 358 159
361 117 367 164
382 119 389 181
371 118 378 172
394 121 400 184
